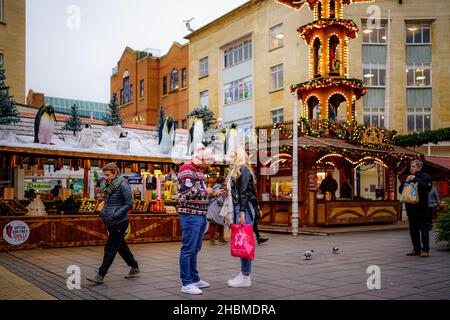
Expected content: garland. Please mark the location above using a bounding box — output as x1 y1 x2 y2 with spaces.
395 127 450 148
298 19 359 43
291 78 367 97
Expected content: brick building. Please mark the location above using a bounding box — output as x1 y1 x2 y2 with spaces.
110 42 189 128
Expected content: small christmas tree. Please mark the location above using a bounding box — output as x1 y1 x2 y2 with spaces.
436 198 450 245
0 65 20 125
63 104 83 135
157 105 166 130
187 106 217 131
103 93 123 126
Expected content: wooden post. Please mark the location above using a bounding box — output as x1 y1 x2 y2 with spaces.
292 92 299 236
83 160 90 199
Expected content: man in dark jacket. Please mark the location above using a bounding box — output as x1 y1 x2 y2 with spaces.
399 160 433 258
87 163 139 284
320 172 338 200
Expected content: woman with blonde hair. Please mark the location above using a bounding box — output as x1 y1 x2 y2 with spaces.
227 146 258 288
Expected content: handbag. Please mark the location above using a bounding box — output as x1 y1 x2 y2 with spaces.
400 182 419 204
230 224 255 261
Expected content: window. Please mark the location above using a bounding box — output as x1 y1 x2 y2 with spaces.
182 68 187 88
170 69 179 91
271 108 284 123
271 64 284 91
270 24 284 49
0 51 3 67
363 63 386 86
407 108 431 133
140 80 144 98
223 76 253 105
174 121 179 130
120 89 124 105
406 63 431 87
200 90 209 108
362 23 387 44
182 119 187 129
163 77 167 96
224 39 252 68
199 57 208 78
122 76 132 104
363 107 385 127
0 0 3 22
406 23 431 44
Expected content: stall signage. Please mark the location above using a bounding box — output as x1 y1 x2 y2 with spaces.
26 182 51 190
3 220 30 245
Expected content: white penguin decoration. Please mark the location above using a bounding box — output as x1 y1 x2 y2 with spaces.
158 116 176 154
224 123 239 158
117 131 130 153
78 124 95 149
34 105 57 145
187 118 204 155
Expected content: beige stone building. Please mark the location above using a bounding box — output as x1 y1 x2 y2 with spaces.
0 0 26 103
186 0 450 155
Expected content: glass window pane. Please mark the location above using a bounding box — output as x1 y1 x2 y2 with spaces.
406 29 414 44
364 115 371 125
407 115 415 132
424 114 431 131
414 29 422 43
407 69 414 86
423 28 430 43
416 114 423 132
379 68 386 86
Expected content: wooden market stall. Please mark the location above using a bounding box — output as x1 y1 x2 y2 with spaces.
0 145 191 251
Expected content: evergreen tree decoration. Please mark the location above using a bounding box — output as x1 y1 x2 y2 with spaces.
187 106 217 131
157 105 166 130
395 128 450 148
0 64 20 125
103 93 123 126
63 104 83 135
436 198 450 245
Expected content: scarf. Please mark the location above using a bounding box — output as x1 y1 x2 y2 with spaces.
104 176 124 200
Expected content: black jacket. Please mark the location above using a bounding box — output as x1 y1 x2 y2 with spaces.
399 170 432 217
100 178 132 228
231 166 258 214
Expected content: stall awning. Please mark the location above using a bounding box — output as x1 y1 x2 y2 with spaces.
424 156 450 173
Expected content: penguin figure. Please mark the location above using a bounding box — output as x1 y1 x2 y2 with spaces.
224 123 239 158
117 131 130 153
158 116 176 154
332 247 339 254
78 124 95 149
34 105 57 144
187 118 204 155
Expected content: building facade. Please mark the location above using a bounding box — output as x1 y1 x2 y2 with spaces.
0 0 26 103
186 0 450 154
27 90 109 120
110 43 189 128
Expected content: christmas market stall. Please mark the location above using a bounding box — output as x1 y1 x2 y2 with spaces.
255 0 421 228
0 110 226 251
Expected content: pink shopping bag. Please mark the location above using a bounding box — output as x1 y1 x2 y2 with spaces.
230 224 255 261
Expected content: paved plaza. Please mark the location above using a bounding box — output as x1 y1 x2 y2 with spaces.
0 229 449 300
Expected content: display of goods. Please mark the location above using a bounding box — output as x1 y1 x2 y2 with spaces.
1 200 28 216
78 199 99 214
132 200 149 213
150 200 165 213
43 201 63 216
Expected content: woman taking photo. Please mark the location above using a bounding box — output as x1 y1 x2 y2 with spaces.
228 146 258 288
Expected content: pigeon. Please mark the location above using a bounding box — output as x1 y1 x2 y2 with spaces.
332 246 339 254
304 249 314 260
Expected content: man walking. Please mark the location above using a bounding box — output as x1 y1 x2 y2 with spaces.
400 160 433 258
87 163 139 284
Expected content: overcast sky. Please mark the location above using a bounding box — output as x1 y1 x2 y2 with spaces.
26 0 249 103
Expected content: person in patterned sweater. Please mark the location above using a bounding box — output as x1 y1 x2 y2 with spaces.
177 144 221 295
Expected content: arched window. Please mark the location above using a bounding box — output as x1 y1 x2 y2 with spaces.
329 0 336 19
313 38 322 78
328 93 346 121
170 69 179 91
329 35 340 75
307 96 321 121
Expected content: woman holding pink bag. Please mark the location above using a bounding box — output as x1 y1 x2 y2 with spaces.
227 146 258 288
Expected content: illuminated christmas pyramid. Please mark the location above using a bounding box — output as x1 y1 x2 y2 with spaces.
275 0 370 123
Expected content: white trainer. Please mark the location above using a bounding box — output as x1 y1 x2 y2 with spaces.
227 273 242 286
181 284 203 295
193 280 210 289
228 274 251 288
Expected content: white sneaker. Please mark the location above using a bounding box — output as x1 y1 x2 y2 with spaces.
193 280 210 289
181 284 203 295
228 274 251 288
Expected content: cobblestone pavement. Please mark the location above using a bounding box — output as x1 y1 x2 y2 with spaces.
0 229 449 300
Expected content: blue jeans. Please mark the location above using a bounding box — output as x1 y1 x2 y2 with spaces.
179 214 207 286
233 202 256 276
